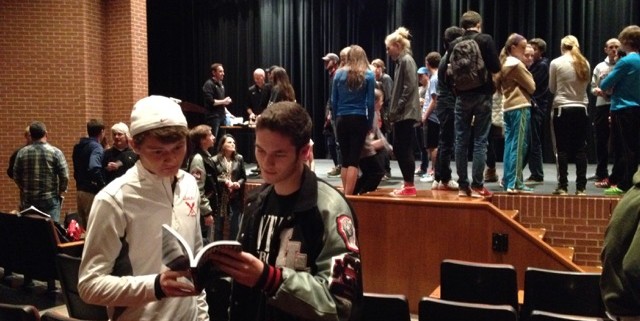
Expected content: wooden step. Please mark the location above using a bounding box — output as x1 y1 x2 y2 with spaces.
553 246 575 261
503 209 519 220
527 227 546 240
579 265 603 273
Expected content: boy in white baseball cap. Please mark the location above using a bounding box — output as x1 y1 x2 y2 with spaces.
79 96 210 320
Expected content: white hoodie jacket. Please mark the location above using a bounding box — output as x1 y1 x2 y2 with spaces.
79 161 208 321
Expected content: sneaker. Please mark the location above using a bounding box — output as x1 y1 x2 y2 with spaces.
587 174 599 181
431 180 441 190
552 187 568 195
516 186 534 194
507 188 532 194
458 186 472 197
525 177 544 185
471 186 493 198
420 173 435 183
327 166 341 177
604 186 625 196
390 185 417 196
484 168 499 183
441 180 459 191
576 190 587 196
594 178 610 188
415 169 426 176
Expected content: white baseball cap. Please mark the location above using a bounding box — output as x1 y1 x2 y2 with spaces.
130 95 188 137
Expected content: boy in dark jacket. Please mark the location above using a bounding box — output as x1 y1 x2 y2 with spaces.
211 101 362 321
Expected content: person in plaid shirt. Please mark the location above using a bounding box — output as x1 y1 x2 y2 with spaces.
13 121 69 223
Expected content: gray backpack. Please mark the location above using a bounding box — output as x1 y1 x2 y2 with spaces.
447 34 487 92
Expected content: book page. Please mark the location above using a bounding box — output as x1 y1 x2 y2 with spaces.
192 240 241 291
18 206 51 218
193 240 242 264
162 224 195 269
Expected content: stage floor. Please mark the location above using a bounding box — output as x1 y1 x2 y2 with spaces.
245 158 611 197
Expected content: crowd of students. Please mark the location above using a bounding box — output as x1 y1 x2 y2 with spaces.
8 9 638 321
322 13 640 199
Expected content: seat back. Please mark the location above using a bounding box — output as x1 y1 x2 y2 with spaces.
529 310 604 321
418 297 518 321
361 292 410 321
40 311 84 321
1 212 59 281
521 267 606 321
0 212 20 272
55 254 108 320
440 259 519 310
0 303 40 321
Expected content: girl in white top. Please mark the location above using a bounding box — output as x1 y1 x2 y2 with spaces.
548 35 591 195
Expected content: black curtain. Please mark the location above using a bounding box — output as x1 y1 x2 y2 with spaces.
148 0 639 160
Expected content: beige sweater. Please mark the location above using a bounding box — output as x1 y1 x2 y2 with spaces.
494 56 535 111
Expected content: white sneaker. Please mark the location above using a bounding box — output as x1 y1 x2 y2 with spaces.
431 180 441 190
441 180 459 191
420 173 435 183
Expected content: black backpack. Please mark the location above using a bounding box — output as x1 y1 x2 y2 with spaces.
447 34 488 92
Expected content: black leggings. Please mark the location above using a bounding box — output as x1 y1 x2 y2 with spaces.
336 115 369 167
393 119 417 183
552 107 588 190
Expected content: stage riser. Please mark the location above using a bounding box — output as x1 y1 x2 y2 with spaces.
347 194 579 314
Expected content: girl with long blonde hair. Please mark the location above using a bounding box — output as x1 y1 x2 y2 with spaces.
384 27 422 196
548 35 591 195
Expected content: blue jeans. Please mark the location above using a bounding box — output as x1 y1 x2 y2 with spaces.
454 93 492 189
22 196 61 223
435 107 455 183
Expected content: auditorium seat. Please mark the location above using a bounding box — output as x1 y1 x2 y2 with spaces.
521 267 606 321
440 259 519 310
40 310 90 321
418 297 518 321
0 303 40 321
55 254 108 320
529 310 604 321
361 292 411 321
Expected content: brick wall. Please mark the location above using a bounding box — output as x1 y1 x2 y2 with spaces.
492 194 620 267
0 0 147 217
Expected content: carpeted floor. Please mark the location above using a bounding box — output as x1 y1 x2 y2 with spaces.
0 269 64 311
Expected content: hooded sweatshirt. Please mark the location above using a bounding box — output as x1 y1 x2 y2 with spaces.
591 56 615 107
495 56 536 111
72 137 105 193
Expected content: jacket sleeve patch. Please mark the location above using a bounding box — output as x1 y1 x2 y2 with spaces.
336 214 359 253
330 253 361 300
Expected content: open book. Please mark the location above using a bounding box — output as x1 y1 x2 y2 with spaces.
18 206 51 218
161 224 241 292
